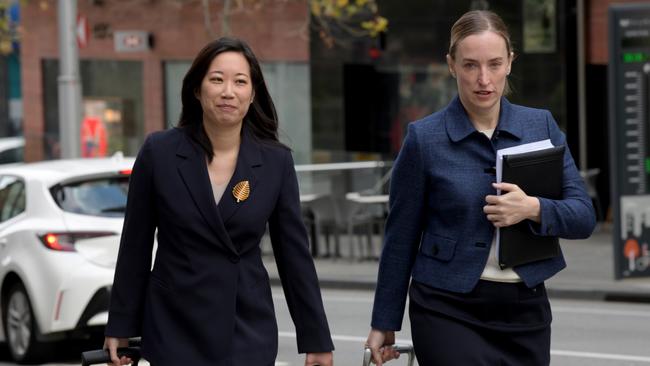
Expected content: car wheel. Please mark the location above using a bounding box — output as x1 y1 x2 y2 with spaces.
3 283 45 363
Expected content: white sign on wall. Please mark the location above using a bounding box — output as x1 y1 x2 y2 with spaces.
114 31 152 52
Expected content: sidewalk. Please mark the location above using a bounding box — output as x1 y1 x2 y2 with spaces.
265 226 650 302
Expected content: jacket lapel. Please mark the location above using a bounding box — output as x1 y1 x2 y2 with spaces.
218 125 262 224
176 130 238 255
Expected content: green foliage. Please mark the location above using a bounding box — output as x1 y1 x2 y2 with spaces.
310 0 387 47
0 0 18 55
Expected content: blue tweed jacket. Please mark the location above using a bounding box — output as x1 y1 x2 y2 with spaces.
371 96 596 331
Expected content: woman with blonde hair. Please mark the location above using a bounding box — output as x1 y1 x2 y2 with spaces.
366 10 595 365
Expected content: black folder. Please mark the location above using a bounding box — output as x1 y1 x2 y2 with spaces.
498 145 565 269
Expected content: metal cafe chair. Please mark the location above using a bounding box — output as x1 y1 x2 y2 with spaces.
344 168 392 260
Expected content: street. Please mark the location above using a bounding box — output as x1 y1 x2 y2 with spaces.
0 287 648 365
274 288 650 366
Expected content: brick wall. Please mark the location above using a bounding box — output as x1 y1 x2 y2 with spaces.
588 0 648 65
20 0 309 161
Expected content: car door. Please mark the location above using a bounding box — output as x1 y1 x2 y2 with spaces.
0 174 27 341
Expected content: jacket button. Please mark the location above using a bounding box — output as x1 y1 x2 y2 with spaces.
229 255 240 263
431 245 439 256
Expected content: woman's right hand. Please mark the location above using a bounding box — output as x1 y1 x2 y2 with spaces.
366 329 399 365
103 337 131 366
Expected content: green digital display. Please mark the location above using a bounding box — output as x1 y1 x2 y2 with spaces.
623 52 649 63
646 158 650 174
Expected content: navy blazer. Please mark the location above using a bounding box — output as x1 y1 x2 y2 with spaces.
371 96 596 331
105 126 334 365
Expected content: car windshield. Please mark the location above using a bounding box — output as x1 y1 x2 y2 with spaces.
51 176 129 217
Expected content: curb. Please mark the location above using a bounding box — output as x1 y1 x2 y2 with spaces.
270 277 376 291
546 288 650 303
270 277 650 304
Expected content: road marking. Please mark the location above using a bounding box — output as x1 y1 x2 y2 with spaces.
551 350 650 363
553 306 650 318
42 359 290 365
279 332 650 363
279 331 410 345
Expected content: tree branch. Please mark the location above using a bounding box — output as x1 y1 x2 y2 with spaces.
221 0 232 36
202 0 216 38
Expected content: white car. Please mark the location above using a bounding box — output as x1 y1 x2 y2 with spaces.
0 155 135 362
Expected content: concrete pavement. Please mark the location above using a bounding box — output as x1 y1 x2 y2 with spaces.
264 225 650 303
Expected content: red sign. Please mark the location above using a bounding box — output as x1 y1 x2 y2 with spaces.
77 15 88 48
80 116 107 157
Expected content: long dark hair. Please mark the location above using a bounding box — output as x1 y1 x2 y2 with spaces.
177 37 283 161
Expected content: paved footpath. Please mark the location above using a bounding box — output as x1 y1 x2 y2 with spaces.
265 225 650 302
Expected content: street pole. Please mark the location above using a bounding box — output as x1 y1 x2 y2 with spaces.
57 0 81 159
577 0 587 172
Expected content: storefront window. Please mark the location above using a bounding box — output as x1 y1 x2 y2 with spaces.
310 0 574 160
42 59 143 159
163 61 188 129
0 54 22 138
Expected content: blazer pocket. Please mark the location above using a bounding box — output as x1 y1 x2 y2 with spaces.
420 233 457 262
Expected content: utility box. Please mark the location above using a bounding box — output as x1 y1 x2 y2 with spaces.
609 3 650 279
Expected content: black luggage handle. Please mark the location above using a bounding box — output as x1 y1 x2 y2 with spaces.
81 346 141 366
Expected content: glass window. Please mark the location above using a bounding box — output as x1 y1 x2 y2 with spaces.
42 60 144 159
0 176 25 222
262 62 312 163
164 61 191 129
310 0 573 158
51 176 129 218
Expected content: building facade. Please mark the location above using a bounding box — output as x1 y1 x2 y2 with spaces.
0 0 22 139
20 0 311 162
17 0 645 217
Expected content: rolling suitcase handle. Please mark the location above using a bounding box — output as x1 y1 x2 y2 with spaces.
81 346 141 366
363 344 414 366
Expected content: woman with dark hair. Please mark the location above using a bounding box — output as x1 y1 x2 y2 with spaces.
103 37 334 366
365 10 595 365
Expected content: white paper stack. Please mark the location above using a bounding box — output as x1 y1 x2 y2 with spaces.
495 139 554 193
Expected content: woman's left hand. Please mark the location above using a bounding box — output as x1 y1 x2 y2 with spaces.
305 351 333 366
484 182 541 227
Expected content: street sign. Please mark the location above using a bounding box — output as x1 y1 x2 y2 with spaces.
114 30 151 52
609 3 650 279
77 14 88 48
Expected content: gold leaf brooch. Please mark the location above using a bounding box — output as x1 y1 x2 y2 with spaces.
232 180 250 203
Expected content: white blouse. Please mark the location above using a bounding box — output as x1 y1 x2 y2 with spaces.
211 180 229 206
479 128 522 283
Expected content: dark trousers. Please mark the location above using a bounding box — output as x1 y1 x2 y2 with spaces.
409 280 552 366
